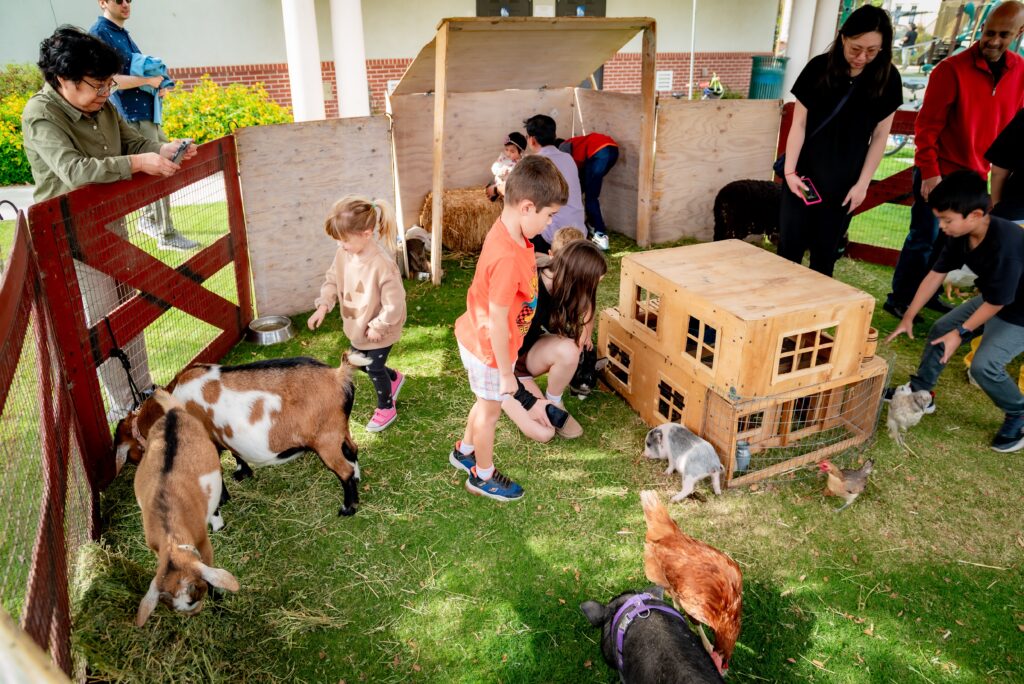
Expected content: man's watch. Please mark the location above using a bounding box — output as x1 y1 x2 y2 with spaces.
956 324 971 337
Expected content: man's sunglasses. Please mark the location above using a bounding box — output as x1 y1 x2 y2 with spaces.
110 0 132 5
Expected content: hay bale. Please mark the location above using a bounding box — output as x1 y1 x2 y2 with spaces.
419 187 502 253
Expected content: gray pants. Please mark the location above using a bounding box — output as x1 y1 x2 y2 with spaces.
74 219 153 417
126 120 176 237
910 296 1024 415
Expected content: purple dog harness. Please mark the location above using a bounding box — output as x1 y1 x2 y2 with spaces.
611 592 687 670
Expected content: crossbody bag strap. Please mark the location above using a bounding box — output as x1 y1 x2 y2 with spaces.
806 82 856 142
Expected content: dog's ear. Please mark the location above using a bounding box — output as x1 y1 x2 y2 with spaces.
580 600 607 627
646 585 665 600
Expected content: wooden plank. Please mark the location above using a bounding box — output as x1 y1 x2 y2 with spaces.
235 117 394 315
572 90 640 239
430 22 449 285
636 24 657 246
391 89 575 232
650 99 781 243
728 434 863 488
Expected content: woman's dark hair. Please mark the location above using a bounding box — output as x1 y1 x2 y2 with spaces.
542 240 607 342
928 170 991 217
37 26 123 90
823 5 894 98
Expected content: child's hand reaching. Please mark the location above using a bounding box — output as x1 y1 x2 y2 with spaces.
307 305 328 330
366 327 383 343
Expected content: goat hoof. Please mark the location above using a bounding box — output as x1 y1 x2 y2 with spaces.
338 505 358 517
232 470 253 482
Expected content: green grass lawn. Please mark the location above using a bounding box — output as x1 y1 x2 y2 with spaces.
67 234 1024 683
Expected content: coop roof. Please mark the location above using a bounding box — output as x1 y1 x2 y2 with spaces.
391 16 654 97
627 240 873 320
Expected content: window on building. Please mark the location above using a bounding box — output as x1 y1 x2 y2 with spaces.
684 315 717 369
634 285 660 333
737 411 764 433
789 392 825 432
607 338 632 387
656 379 686 424
777 325 836 376
476 0 533 16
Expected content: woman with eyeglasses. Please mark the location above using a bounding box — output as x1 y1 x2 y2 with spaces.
21 26 197 421
777 5 903 277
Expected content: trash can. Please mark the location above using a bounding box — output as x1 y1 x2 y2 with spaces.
748 56 789 99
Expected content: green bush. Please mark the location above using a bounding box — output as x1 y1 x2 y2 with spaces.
162 74 292 144
0 92 33 186
0 64 42 100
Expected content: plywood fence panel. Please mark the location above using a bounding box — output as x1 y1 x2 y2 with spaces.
650 99 781 243
572 89 641 239
391 89 575 231
235 117 394 317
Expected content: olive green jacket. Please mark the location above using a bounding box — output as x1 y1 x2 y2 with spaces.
21 83 162 203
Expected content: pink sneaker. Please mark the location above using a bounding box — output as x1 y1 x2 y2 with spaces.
390 371 405 401
366 407 397 432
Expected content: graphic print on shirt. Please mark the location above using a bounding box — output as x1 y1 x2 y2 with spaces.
515 274 539 334
343 279 368 320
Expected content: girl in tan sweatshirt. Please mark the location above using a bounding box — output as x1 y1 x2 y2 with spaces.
308 196 408 432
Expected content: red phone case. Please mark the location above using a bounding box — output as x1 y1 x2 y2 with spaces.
800 177 822 206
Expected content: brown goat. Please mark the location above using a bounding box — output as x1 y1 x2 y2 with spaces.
116 355 366 516
135 390 239 627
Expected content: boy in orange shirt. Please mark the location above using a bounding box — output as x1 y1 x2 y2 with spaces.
450 156 569 501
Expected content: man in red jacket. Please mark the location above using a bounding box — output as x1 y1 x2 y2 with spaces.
559 132 619 251
885 1 1024 322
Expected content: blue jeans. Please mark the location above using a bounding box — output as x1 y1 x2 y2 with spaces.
909 296 1024 415
888 168 941 307
581 146 619 234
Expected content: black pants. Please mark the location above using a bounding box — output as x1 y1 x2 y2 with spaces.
352 344 397 409
777 187 853 277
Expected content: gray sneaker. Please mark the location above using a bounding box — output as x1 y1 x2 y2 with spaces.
158 232 201 252
591 232 610 251
137 216 164 238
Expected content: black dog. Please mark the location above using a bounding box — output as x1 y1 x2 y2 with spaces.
569 346 608 399
713 179 781 244
581 588 724 683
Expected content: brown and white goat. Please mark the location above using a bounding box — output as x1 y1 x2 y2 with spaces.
116 355 366 516
135 390 239 627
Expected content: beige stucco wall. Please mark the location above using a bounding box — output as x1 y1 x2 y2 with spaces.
2 0 776 67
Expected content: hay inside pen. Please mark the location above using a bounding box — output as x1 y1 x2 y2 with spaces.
419 187 501 253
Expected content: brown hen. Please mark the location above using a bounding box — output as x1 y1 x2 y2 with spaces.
640 490 742 675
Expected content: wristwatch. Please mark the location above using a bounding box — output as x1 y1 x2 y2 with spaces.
956 324 971 337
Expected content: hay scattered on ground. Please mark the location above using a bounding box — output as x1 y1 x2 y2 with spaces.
419 187 501 253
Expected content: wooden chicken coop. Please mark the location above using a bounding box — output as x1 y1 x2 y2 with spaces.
598 240 887 488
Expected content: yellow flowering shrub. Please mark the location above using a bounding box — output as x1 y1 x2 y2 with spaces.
163 75 292 144
0 92 32 186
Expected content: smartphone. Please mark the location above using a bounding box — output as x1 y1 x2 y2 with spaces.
799 177 822 205
170 139 192 164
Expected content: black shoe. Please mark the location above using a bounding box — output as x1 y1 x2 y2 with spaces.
923 297 954 314
991 413 1024 453
882 301 923 325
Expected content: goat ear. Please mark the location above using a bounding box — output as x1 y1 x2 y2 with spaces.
594 358 610 371
197 563 240 592
580 600 607 627
136 578 160 627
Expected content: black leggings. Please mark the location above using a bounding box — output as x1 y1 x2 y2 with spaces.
777 188 853 277
352 344 398 409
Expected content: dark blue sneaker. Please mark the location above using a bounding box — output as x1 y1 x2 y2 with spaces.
991 413 1024 453
449 441 475 473
465 467 524 502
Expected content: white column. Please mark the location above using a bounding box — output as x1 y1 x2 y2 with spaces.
281 0 326 122
810 0 842 57
781 0 816 100
329 0 371 118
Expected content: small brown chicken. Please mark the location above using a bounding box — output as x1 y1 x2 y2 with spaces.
640 490 742 675
818 458 874 511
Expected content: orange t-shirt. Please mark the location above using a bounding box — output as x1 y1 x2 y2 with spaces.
454 220 538 368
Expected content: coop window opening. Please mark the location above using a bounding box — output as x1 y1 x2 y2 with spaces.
607 337 632 388
787 391 827 433
683 315 717 370
655 377 686 424
634 285 661 333
776 324 836 378
737 410 764 434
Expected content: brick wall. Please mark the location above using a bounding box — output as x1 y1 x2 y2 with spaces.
168 51 769 117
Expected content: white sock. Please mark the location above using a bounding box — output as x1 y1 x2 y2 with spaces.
545 392 562 404
459 441 474 455
475 465 494 481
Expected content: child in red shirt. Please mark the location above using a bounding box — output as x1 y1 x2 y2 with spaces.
450 156 568 501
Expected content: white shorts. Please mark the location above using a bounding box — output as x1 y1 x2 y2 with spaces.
458 341 505 401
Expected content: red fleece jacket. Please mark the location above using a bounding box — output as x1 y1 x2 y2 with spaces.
914 43 1024 180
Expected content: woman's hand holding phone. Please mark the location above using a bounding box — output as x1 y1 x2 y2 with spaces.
785 173 809 199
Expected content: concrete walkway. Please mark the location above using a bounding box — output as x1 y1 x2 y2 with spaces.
0 186 34 219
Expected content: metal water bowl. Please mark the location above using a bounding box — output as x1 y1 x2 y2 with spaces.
247 315 294 345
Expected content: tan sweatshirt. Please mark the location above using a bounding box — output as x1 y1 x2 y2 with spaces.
314 242 407 349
